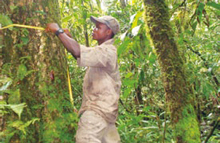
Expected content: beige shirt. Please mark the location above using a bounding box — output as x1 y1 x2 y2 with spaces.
77 39 121 123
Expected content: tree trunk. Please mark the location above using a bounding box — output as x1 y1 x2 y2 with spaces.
120 0 127 8
142 0 201 142
1 0 75 142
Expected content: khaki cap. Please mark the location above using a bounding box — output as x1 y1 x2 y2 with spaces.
90 16 120 35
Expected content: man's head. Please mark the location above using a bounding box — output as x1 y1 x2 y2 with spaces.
91 16 120 35
90 16 119 44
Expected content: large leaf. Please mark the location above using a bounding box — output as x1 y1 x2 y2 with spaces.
192 21 198 32
0 77 12 92
139 69 144 82
197 2 205 23
132 11 143 29
132 25 141 36
129 13 136 24
125 72 133 78
120 31 128 41
5 103 27 119
8 118 40 134
117 38 130 57
0 14 13 30
20 37 29 45
8 89 21 104
206 2 220 10
17 64 27 80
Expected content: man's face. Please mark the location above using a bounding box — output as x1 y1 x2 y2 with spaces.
92 22 110 41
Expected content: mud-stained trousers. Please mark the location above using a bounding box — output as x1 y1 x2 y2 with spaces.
76 110 120 143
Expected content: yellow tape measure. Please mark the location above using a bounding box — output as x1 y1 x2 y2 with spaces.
67 64 74 106
1 24 74 106
0 24 45 30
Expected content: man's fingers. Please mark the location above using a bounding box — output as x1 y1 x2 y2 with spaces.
45 27 49 32
45 23 51 32
45 23 60 33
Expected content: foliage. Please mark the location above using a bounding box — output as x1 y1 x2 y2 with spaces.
0 76 39 142
1 1 78 142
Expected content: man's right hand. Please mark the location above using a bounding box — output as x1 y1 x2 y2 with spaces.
46 24 72 38
45 23 60 33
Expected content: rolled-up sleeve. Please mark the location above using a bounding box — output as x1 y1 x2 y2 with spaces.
77 45 109 67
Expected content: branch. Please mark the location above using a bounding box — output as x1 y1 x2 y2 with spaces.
119 99 132 113
171 0 187 16
204 120 219 143
179 0 187 7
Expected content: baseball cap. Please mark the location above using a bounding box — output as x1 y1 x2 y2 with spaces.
90 16 120 35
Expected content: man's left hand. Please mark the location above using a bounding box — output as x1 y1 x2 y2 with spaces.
63 28 72 38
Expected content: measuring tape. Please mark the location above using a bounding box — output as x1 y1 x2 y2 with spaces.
0 24 45 30
1 24 74 106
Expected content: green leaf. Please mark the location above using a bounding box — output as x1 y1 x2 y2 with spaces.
62 15 73 22
206 2 220 10
10 5 17 11
134 58 140 67
129 13 136 24
148 52 157 63
8 89 21 104
0 14 13 30
120 31 128 41
21 37 29 45
25 70 35 77
117 38 130 57
125 72 133 78
132 25 141 36
8 118 39 134
192 21 198 31
34 10 46 15
6 103 27 119
123 88 132 98
197 3 204 23
202 82 214 99
139 69 144 82
123 79 136 86
9 120 24 130
24 118 40 128
17 64 27 80
0 77 12 92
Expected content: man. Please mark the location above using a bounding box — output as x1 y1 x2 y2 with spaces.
46 16 121 143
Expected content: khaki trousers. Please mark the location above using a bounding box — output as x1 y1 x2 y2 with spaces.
76 110 120 143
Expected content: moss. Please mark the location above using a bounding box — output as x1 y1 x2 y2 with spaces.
142 0 201 142
174 105 201 143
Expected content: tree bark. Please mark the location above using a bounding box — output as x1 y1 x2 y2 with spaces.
1 0 75 142
142 0 201 142
120 0 127 8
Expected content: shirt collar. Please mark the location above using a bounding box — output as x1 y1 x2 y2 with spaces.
100 38 114 46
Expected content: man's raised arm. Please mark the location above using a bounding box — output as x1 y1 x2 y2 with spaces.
46 23 80 59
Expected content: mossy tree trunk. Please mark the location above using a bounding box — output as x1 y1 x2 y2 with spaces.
142 0 201 142
1 0 75 142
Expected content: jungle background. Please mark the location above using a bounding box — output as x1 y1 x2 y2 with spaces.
0 0 219 143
